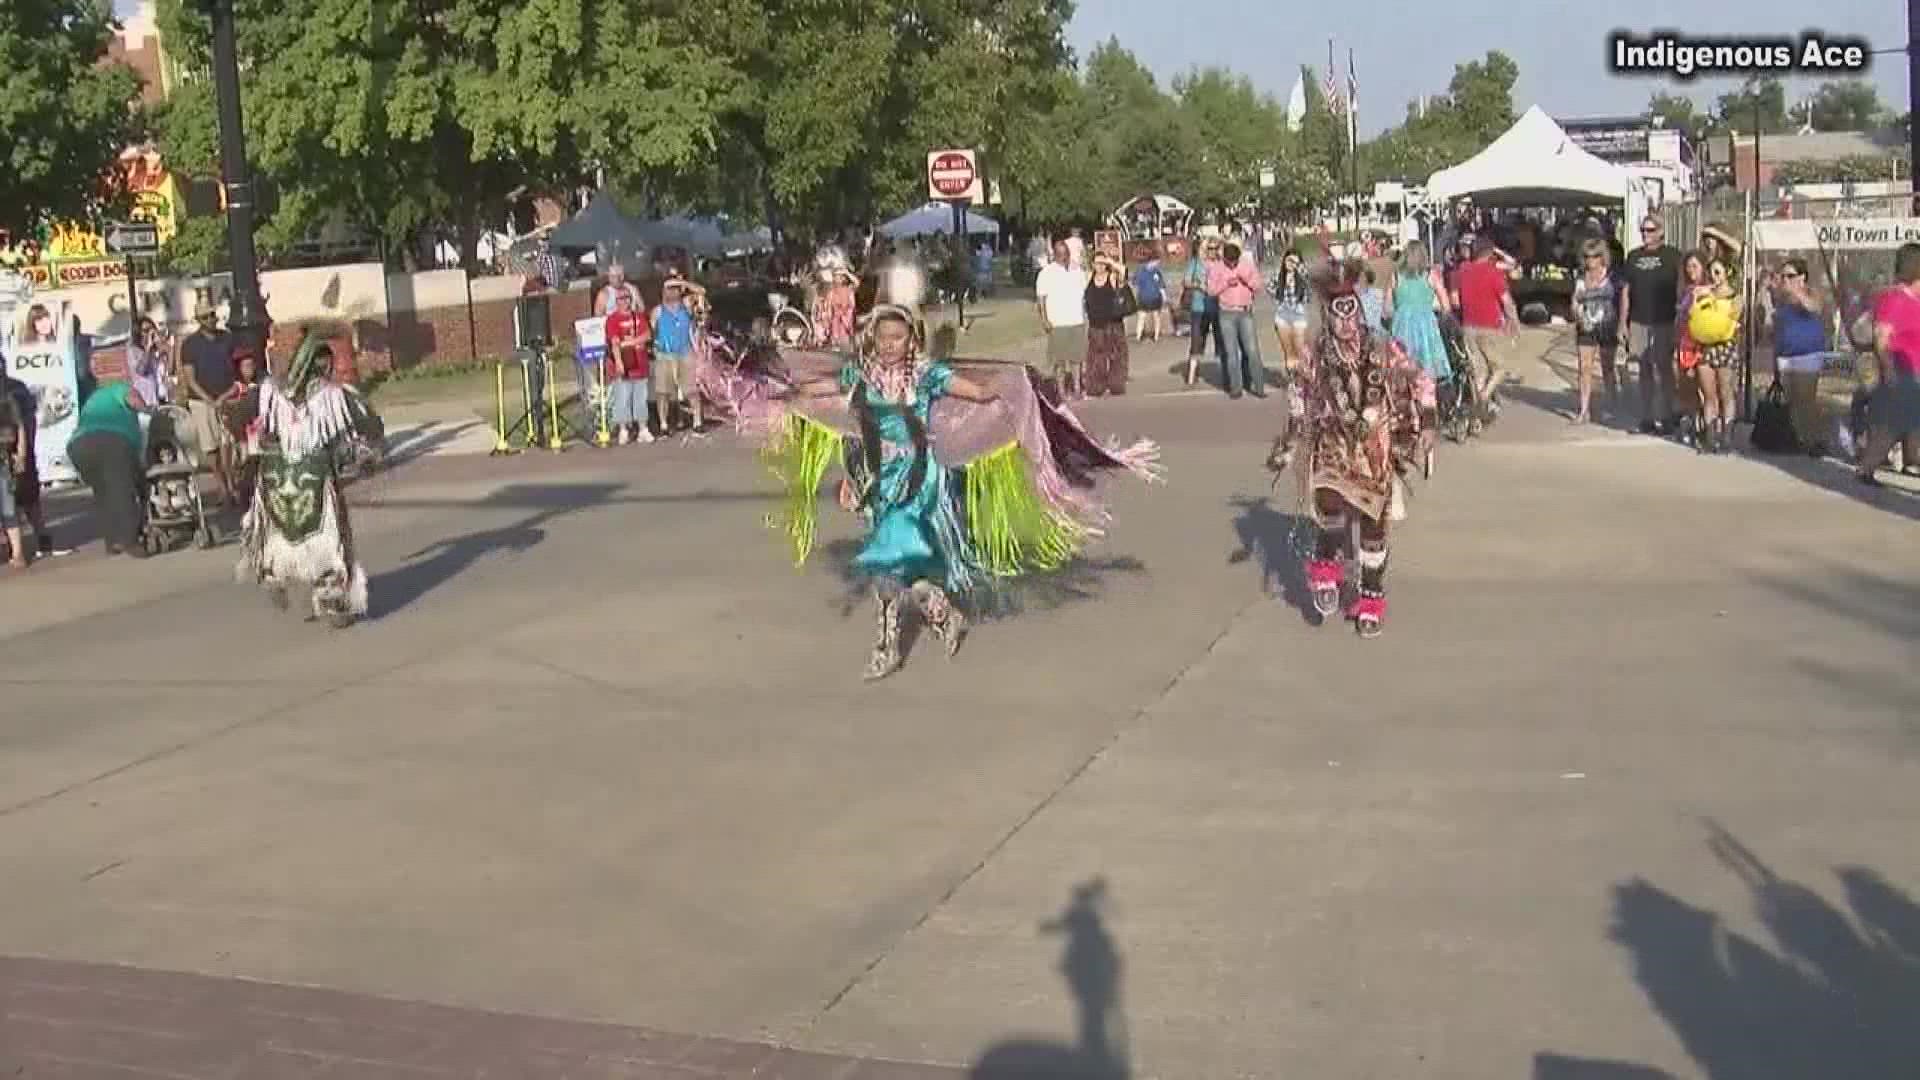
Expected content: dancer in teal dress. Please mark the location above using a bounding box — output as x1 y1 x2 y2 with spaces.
762 304 1164 681
792 306 1000 679
1390 241 1452 382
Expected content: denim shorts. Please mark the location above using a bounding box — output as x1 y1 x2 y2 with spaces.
1273 303 1308 327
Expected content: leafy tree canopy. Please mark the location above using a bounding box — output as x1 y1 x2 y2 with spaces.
0 0 144 233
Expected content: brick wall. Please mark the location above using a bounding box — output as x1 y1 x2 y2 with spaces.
354 286 592 375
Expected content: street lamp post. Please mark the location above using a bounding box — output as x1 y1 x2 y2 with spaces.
207 0 264 351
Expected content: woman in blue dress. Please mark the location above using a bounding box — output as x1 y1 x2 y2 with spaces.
1388 240 1452 382
792 306 1000 679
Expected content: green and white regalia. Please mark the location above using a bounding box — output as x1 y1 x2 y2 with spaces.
235 336 374 626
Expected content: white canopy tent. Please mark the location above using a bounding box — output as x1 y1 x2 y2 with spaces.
1426 106 1633 207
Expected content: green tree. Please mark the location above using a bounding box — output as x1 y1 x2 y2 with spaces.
1354 53 1518 188
0 0 143 233
157 0 736 267
1646 92 1709 141
1444 50 1518 145
1716 76 1789 134
1174 66 1286 214
1257 155 1334 219
1793 79 1885 132
1773 154 1904 185
685 0 1073 237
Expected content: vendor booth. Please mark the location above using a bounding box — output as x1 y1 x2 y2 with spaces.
1108 194 1194 263
1427 106 1639 313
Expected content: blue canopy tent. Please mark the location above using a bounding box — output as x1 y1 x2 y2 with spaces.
878 202 1001 239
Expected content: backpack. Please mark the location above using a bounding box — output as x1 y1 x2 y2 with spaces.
1749 379 1799 453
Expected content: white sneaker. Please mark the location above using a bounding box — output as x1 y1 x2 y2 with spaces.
637 429 655 444
616 428 631 445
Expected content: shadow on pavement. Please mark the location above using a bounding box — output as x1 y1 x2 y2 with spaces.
1226 495 1317 623
1744 450 1920 524
815 538 1145 624
1502 383 1640 433
970 877 1130 1079
369 483 621 617
1535 821 1920 1079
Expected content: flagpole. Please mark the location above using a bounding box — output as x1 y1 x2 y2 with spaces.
1348 47 1360 240
1328 38 1341 237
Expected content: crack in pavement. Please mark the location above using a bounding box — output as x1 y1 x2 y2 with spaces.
795 591 1266 1036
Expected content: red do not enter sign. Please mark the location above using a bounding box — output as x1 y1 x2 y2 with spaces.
929 152 977 198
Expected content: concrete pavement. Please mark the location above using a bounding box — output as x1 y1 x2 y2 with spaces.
1 329 1916 1079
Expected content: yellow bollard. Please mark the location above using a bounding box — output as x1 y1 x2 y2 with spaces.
545 351 566 451
490 360 515 455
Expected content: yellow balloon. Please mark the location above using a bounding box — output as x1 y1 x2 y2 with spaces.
1688 295 1739 346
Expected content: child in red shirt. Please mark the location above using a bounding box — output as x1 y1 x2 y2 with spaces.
604 291 653 444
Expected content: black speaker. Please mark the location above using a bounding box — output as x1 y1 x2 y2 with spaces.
515 295 553 348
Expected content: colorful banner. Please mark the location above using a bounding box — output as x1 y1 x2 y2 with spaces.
2 304 83 485
0 147 183 291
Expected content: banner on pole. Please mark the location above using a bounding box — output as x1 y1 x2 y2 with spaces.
2 303 83 484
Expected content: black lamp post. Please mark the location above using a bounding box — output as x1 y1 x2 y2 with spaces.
1910 0 1920 205
206 0 264 351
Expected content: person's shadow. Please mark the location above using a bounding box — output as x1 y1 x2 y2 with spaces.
1534 821 1920 1079
970 878 1129 1079
368 483 620 617
1226 495 1318 622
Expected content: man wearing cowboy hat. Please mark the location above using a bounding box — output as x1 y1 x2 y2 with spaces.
178 296 238 505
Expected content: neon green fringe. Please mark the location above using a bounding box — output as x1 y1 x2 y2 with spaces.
964 442 1087 576
762 413 844 566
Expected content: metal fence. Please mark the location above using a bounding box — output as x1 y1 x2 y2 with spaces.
1657 190 1914 430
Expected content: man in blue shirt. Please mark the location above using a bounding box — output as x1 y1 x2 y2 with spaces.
650 281 701 436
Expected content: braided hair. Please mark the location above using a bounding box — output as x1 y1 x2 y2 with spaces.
847 306 931 509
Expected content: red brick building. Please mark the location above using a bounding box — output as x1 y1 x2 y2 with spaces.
104 0 170 106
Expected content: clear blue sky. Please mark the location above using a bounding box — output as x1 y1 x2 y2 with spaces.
1067 0 1907 135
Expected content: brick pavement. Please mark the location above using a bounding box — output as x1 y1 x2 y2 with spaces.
0 955 967 1079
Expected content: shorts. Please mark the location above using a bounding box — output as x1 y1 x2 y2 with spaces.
1137 298 1164 312
185 400 229 456
653 354 688 399
1575 331 1618 350
1047 325 1087 375
1273 303 1308 328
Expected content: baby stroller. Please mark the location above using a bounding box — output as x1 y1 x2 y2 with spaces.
1434 315 1480 446
141 405 220 554
767 291 814 347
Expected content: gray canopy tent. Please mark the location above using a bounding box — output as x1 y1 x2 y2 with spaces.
548 191 651 275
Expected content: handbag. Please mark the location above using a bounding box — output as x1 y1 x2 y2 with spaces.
1750 379 1799 453
1116 285 1139 319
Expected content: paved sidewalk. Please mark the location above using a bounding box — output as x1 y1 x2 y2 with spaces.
1 329 1915 1078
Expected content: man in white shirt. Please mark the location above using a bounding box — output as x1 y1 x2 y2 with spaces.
1035 239 1089 398
594 262 643 316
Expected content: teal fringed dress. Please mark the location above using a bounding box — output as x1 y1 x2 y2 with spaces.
842 361 982 593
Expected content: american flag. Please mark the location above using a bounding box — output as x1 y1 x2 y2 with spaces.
1322 41 1344 117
